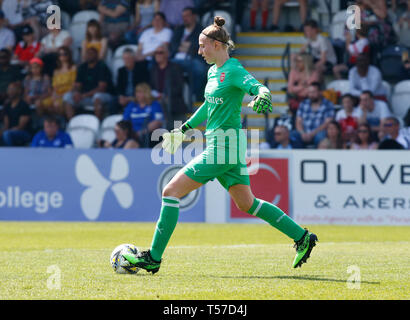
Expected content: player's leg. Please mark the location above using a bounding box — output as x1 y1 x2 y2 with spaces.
149 171 203 262
122 170 202 273
229 184 306 240
229 184 318 268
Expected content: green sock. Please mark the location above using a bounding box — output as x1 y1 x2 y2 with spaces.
150 196 180 262
247 198 305 241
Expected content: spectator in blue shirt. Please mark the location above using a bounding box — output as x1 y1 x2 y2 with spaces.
295 82 335 147
123 82 163 147
31 116 73 148
98 0 130 49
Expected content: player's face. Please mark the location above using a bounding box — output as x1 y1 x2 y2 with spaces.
198 33 216 65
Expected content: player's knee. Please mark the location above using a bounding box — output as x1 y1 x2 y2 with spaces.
162 184 178 198
234 200 253 213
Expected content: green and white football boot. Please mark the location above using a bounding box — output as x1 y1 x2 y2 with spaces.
121 250 161 274
292 230 318 268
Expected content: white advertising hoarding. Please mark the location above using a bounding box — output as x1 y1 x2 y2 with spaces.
292 151 410 225
205 150 410 225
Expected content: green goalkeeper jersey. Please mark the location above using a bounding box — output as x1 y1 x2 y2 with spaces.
187 58 265 136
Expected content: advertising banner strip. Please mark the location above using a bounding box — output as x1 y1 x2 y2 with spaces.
0 149 204 222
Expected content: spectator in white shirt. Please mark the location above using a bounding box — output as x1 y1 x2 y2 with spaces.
357 90 391 135
0 10 15 52
379 116 410 149
348 54 387 101
301 20 337 76
135 12 172 62
39 28 73 76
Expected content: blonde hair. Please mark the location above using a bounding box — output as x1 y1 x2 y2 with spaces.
202 16 235 52
135 82 153 103
294 53 314 76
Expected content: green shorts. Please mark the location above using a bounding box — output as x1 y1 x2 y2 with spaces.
183 129 250 190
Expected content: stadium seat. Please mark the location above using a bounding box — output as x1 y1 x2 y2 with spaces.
326 80 350 95
68 128 97 149
391 80 410 119
71 10 100 24
379 45 407 82
61 11 71 30
201 10 233 34
67 114 100 135
99 114 123 143
329 10 347 41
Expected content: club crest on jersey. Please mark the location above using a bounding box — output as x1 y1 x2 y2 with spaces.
220 72 226 83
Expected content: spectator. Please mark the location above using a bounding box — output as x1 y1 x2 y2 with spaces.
125 0 160 44
23 57 52 117
1 0 41 41
13 25 41 70
287 53 320 112
357 90 391 135
50 46 77 117
160 0 194 28
401 50 410 79
0 48 23 106
335 94 360 145
348 54 387 100
249 0 270 31
301 20 337 75
271 0 308 32
123 82 163 147
271 125 303 149
99 119 140 149
135 12 173 62
0 10 15 52
350 122 379 149
150 44 188 130
81 19 108 62
31 115 73 148
63 47 114 120
396 0 410 47
116 47 149 110
356 0 397 50
98 0 130 50
39 27 72 77
333 26 370 79
0 82 32 146
80 0 100 10
170 6 207 100
295 82 335 146
318 120 345 149
378 116 410 149
24 0 55 39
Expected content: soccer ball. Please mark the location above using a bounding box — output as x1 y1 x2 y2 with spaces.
110 243 140 274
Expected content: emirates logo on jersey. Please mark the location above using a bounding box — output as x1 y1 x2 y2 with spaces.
220 72 226 83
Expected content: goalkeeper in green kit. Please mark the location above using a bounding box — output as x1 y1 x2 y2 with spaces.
121 16 318 274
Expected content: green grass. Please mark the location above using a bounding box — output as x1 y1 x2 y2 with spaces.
0 222 409 300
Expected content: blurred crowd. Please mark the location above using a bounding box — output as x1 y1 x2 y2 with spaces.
0 0 408 150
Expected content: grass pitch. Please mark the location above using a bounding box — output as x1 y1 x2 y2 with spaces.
0 222 409 300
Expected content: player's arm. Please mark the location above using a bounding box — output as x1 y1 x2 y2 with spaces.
233 66 272 114
162 102 208 154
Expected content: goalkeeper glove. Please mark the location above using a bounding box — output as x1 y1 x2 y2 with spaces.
162 123 191 154
249 89 273 114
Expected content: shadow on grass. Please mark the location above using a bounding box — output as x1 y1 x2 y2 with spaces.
207 274 380 285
